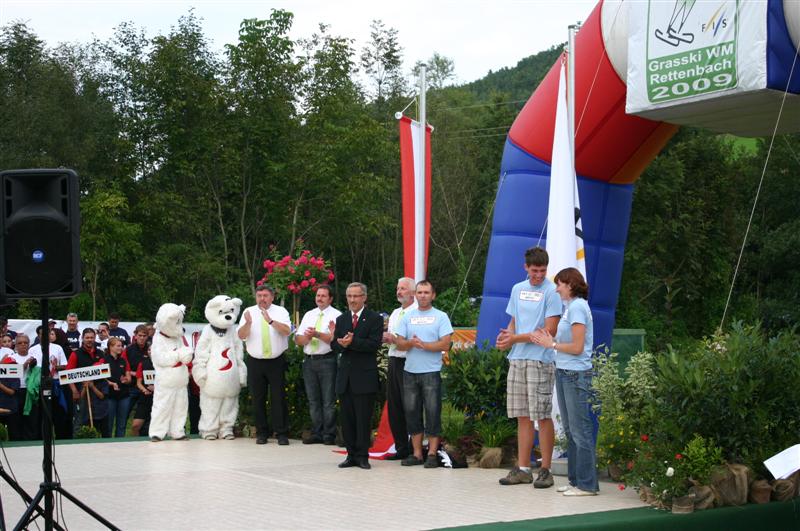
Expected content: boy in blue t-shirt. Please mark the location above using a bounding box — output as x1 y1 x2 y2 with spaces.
395 280 454 468
496 247 562 488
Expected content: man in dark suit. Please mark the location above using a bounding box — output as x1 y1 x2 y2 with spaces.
332 282 383 470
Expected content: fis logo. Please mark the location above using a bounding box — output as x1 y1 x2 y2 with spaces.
701 5 728 36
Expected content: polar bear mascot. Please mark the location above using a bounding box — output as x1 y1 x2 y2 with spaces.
149 302 193 441
193 295 246 440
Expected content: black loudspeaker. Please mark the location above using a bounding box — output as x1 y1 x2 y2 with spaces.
0 169 81 299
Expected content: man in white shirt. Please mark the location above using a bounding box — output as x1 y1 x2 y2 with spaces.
29 328 68 379
96 322 110 351
237 284 292 445
382 277 417 460
295 285 341 445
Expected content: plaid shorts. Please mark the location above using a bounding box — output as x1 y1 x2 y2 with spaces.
506 360 555 420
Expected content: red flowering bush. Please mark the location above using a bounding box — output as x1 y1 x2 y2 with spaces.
258 243 335 300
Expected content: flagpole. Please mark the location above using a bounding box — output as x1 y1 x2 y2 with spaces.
567 23 579 166
416 65 427 283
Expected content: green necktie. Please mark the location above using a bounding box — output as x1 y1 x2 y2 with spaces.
310 311 324 352
261 312 272 358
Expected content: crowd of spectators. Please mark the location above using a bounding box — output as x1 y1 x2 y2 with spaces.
0 314 196 441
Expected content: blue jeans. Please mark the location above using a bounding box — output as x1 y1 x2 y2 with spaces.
107 396 131 438
556 369 599 492
402 371 442 436
303 355 338 440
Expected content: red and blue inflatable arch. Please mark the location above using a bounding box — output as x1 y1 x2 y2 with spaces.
476 0 800 350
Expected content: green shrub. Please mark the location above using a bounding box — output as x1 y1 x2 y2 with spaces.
650 322 800 473
443 345 508 420
593 349 658 468
75 425 101 439
474 415 515 448
683 434 724 485
441 402 469 445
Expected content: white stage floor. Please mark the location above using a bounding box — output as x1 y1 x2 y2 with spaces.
0 438 646 530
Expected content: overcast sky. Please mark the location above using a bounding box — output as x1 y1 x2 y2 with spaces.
1 0 598 84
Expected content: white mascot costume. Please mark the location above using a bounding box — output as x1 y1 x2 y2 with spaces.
149 303 193 441
193 295 246 440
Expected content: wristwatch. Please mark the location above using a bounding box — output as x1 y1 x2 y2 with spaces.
268 319 274 325
552 342 557 351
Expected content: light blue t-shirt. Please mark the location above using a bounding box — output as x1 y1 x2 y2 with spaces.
396 307 454 374
555 298 594 371
506 277 562 362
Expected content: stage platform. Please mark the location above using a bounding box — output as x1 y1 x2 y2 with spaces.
0 437 646 530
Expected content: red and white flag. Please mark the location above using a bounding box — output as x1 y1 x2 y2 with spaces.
399 115 432 282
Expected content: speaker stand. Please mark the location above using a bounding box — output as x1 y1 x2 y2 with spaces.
13 299 118 531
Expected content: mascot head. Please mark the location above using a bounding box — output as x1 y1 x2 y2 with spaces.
155 303 187 338
205 295 242 330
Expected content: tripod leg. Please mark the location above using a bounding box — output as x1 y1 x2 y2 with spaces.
0 466 57 526
13 487 45 531
53 486 119 530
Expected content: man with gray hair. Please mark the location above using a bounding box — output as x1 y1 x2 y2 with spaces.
238 284 292 445
382 277 417 460
332 282 383 469
63 312 80 352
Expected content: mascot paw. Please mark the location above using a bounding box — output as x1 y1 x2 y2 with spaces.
178 347 193 364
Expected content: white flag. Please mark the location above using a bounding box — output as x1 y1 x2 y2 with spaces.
545 61 587 462
546 62 586 280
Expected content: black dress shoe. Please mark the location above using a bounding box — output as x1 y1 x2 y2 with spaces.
338 457 358 468
323 438 336 446
256 437 268 445
385 453 408 461
358 458 371 470
303 436 323 445
278 435 289 445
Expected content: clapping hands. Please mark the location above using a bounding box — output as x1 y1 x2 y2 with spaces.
530 328 553 347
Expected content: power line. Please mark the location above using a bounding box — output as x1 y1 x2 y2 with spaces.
439 132 510 139
431 99 528 112
439 125 511 134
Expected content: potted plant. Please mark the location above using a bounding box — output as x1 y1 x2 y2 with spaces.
474 415 515 469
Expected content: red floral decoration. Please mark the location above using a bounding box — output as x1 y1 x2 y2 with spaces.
258 245 335 299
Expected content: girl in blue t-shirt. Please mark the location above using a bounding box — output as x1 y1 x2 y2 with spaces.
532 267 598 496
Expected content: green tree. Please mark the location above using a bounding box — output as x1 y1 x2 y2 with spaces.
80 190 142 319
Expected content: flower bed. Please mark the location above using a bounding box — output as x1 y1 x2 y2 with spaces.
594 323 800 512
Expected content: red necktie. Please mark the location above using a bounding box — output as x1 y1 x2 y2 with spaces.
352 312 358 330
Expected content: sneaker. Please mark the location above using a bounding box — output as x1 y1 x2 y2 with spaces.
556 485 572 493
424 455 439 468
401 455 424 466
203 434 217 441
499 467 533 485
223 433 235 440
533 468 555 489
150 436 162 442
562 487 598 496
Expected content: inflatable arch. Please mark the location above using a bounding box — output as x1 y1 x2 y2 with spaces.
476 0 800 349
